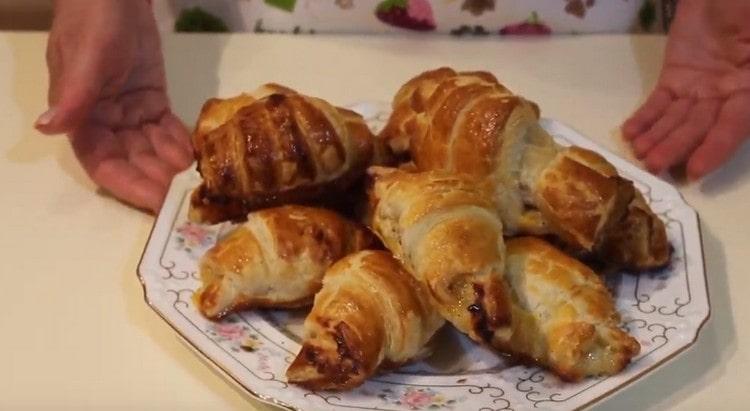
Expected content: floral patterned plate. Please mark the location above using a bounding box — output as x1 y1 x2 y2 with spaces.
138 102 710 411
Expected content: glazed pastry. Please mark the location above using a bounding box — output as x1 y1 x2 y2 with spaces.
190 86 375 224
287 250 444 390
494 237 640 381
378 67 509 156
368 167 510 344
531 146 635 251
380 67 669 269
193 205 377 319
193 83 296 144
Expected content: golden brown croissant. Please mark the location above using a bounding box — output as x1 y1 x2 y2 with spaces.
287 250 444 390
381 67 669 270
193 83 297 144
494 237 640 381
368 167 510 344
193 205 377 319
378 67 512 156
190 86 375 224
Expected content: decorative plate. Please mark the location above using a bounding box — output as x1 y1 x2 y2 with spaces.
138 102 710 411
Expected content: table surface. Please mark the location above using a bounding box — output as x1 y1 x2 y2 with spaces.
1 32 748 411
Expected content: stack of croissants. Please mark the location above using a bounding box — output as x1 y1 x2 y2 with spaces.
188 68 670 390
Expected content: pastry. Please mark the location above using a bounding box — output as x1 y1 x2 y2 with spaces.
287 250 444 390
494 237 640 380
194 205 377 319
380 67 670 269
190 86 375 224
193 83 296 144
368 166 510 344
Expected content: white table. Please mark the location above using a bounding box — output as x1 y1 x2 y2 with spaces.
1 32 748 410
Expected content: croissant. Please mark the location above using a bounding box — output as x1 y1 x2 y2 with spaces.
190 85 375 224
287 250 444 390
193 205 377 319
378 67 511 156
381 67 669 270
494 237 640 381
368 167 511 344
193 83 297 144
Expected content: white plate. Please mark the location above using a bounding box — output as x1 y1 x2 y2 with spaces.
138 102 710 411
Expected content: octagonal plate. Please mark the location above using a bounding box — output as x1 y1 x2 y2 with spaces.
138 102 709 411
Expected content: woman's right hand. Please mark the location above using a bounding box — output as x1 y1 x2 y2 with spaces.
36 0 193 213
622 0 750 181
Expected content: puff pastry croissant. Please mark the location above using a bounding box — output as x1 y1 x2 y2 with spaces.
287 250 444 390
494 237 640 381
190 85 375 224
193 83 297 144
194 205 377 319
368 167 511 344
380 67 670 270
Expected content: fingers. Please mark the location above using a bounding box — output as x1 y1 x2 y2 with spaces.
622 88 673 140
631 98 692 158
129 152 178 187
71 125 171 213
120 128 179 186
145 119 193 171
161 113 194 155
687 93 750 180
643 99 720 173
91 87 174 129
36 41 109 135
91 158 167 213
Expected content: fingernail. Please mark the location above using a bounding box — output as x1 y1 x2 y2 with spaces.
35 107 57 128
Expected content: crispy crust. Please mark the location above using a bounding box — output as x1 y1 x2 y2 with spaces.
286 251 443 390
493 237 640 381
194 205 378 319
534 147 636 252
381 67 670 271
368 167 511 345
190 87 375 224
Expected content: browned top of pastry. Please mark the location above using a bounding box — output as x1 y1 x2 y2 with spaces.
190 85 375 223
378 67 540 168
193 83 297 144
367 166 495 228
499 237 640 381
194 205 378 319
368 166 510 344
534 146 635 251
286 250 443 390
261 205 377 264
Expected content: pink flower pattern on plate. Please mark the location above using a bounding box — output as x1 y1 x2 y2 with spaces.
210 322 246 341
379 386 460 410
174 221 216 257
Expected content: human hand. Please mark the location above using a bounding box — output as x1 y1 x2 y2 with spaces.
622 0 750 180
36 0 193 213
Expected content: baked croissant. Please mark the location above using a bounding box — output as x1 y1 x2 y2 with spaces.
381 67 669 270
190 85 375 224
368 167 510 344
494 237 640 381
193 83 297 144
193 205 377 319
287 250 444 390
378 67 512 156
